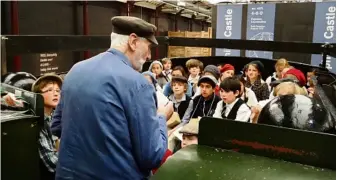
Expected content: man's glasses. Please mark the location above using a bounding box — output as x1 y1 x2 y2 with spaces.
41 89 61 94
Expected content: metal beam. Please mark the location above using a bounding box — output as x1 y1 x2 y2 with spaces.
165 37 336 56
176 9 185 15
163 1 211 17
1 36 7 75
156 2 166 9
2 35 335 57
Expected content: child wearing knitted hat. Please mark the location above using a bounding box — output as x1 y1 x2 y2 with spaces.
244 61 270 101
192 65 221 98
149 60 169 88
220 64 235 81
184 75 221 122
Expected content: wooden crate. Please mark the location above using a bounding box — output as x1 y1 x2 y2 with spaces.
185 31 210 38
168 31 185 37
167 28 212 58
168 46 185 58
185 47 212 57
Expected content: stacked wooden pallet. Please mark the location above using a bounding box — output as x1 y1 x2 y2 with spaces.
167 28 212 58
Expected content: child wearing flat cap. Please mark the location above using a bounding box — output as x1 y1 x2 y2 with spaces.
163 66 194 97
168 76 191 119
179 118 200 149
183 75 221 123
244 61 270 101
192 65 221 98
168 75 221 137
32 73 63 180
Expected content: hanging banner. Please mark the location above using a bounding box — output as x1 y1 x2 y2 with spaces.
311 2 336 73
246 4 276 59
216 4 243 56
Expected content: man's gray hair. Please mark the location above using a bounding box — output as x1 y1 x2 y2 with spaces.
110 32 129 48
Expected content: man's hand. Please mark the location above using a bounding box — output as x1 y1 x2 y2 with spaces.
168 129 175 137
157 102 174 120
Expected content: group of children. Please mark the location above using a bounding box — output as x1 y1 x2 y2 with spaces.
142 57 316 153
2 56 316 178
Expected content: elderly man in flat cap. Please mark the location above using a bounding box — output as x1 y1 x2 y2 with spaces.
52 16 174 180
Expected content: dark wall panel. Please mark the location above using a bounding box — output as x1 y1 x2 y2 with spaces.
18 1 74 35
1 1 11 34
87 4 120 35
193 21 203 31
150 13 177 32
79 3 120 57
131 6 152 22
273 2 315 64
3 1 212 74
16 1 76 76
177 16 190 31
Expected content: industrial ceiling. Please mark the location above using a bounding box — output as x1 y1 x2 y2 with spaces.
117 0 333 23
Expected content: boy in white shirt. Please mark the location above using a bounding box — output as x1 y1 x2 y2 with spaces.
162 58 173 81
213 77 251 122
185 59 203 94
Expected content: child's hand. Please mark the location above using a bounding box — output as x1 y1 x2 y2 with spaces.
250 105 262 123
308 87 315 97
55 139 60 151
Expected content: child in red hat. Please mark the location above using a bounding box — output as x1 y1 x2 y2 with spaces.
283 68 306 87
220 64 235 82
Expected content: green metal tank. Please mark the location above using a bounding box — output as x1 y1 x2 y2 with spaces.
152 118 336 180
153 145 335 180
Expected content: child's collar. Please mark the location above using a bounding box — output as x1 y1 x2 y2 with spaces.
225 98 239 107
189 74 200 79
169 94 186 103
202 93 215 101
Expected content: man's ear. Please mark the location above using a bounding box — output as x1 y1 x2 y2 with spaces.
128 33 138 52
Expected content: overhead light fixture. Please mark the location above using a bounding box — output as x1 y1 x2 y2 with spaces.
115 0 127 3
206 0 223 4
177 0 186 7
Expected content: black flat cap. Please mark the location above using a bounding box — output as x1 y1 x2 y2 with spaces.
198 75 218 88
111 16 158 45
172 76 188 84
270 77 300 87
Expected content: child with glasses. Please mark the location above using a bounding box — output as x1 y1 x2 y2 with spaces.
31 73 63 180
